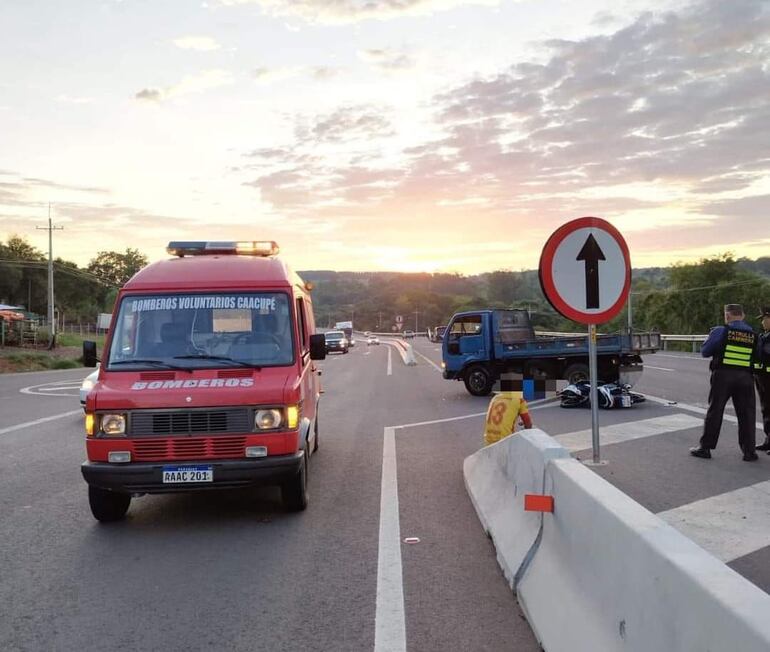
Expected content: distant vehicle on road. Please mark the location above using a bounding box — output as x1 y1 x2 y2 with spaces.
402 330 415 339
367 336 380 346
442 309 660 396
325 330 349 354
334 321 354 346
431 325 446 343
80 368 99 407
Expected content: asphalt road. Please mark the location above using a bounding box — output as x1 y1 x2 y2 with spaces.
0 352 538 652
2 340 768 651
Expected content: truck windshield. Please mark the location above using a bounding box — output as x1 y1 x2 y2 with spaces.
107 292 294 370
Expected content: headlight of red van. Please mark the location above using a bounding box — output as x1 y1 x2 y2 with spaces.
100 414 127 436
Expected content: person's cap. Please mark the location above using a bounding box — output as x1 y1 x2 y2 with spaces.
758 306 770 319
724 304 744 314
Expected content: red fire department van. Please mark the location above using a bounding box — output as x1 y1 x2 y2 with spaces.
81 240 326 521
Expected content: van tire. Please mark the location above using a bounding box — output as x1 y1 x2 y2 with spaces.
282 450 308 512
464 365 494 396
564 362 590 385
89 486 130 522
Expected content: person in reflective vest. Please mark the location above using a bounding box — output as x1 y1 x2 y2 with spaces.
755 306 770 453
691 304 758 461
483 378 533 446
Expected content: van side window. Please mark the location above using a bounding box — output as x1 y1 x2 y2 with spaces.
296 297 309 353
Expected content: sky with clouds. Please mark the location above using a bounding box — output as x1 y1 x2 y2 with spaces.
0 0 768 273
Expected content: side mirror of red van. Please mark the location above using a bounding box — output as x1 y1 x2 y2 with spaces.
83 341 98 367
309 334 327 360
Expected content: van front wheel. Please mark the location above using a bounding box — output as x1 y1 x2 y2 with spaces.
88 486 130 522
282 450 308 512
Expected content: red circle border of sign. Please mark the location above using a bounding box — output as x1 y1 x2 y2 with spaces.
539 216 631 325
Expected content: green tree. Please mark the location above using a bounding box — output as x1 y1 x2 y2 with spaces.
87 248 149 287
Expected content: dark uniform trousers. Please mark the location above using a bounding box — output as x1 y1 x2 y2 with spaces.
700 367 756 452
756 373 770 439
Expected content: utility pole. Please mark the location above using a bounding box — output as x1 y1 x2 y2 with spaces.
36 204 63 349
414 310 420 333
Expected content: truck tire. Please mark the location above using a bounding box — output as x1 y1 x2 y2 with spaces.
564 363 590 385
282 450 308 512
88 486 130 522
464 365 494 396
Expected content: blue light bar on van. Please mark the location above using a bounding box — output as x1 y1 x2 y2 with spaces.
167 241 280 257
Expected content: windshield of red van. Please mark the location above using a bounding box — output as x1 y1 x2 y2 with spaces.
106 292 294 369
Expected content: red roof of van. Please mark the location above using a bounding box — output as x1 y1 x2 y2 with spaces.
123 255 303 292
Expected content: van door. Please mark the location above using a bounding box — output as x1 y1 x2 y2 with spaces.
296 295 318 452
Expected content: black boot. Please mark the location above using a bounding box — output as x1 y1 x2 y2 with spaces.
756 439 770 451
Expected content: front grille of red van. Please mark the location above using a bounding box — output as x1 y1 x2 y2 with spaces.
132 436 248 461
129 408 252 436
218 369 252 378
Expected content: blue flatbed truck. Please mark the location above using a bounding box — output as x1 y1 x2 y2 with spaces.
441 309 661 396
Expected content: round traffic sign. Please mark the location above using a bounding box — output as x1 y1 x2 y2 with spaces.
539 217 631 324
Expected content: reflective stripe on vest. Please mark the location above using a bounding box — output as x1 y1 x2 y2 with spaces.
719 328 756 370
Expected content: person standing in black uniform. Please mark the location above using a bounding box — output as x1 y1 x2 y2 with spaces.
690 304 758 461
755 306 770 453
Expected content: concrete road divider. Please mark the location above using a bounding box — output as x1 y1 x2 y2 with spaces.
464 430 770 652
382 338 417 366
463 429 569 588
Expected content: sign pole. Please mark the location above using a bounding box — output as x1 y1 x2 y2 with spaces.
588 323 601 463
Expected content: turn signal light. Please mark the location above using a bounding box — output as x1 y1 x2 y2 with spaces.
85 413 95 436
287 405 299 429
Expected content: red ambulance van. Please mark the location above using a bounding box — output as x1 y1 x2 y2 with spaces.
81 241 326 521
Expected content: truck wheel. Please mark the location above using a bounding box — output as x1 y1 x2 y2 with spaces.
88 486 130 522
464 365 494 396
564 363 590 385
282 450 308 512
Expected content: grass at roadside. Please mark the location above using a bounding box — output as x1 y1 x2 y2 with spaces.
0 351 82 373
56 332 106 348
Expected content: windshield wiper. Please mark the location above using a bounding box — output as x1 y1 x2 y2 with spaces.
172 354 258 369
110 359 193 373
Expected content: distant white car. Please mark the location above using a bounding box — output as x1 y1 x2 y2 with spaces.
367 336 380 345
80 368 99 407
402 330 415 339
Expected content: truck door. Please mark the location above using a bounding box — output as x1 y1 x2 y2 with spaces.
446 314 485 361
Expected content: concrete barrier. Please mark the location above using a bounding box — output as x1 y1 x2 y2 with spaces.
463 430 570 588
464 432 770 651
382 338 417 366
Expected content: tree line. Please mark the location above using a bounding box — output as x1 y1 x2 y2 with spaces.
1 234 768 335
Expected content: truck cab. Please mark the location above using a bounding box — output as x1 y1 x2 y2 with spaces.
81 240 326 521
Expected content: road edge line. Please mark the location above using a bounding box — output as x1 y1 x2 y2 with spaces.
0 409 83 436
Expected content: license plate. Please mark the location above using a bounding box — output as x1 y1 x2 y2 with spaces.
162 465 213 483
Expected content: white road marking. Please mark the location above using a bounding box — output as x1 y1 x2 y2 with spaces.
654 354 707 360
658 481 770 563
21 380 83 397
554 413 703 452
0 410 82 436
413 350 442 373
645 394 764 430
375 426 406 652
387 347 392 376
373 398 558 647
644 365 675 372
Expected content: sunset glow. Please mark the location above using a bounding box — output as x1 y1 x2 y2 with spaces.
1 0 768 272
